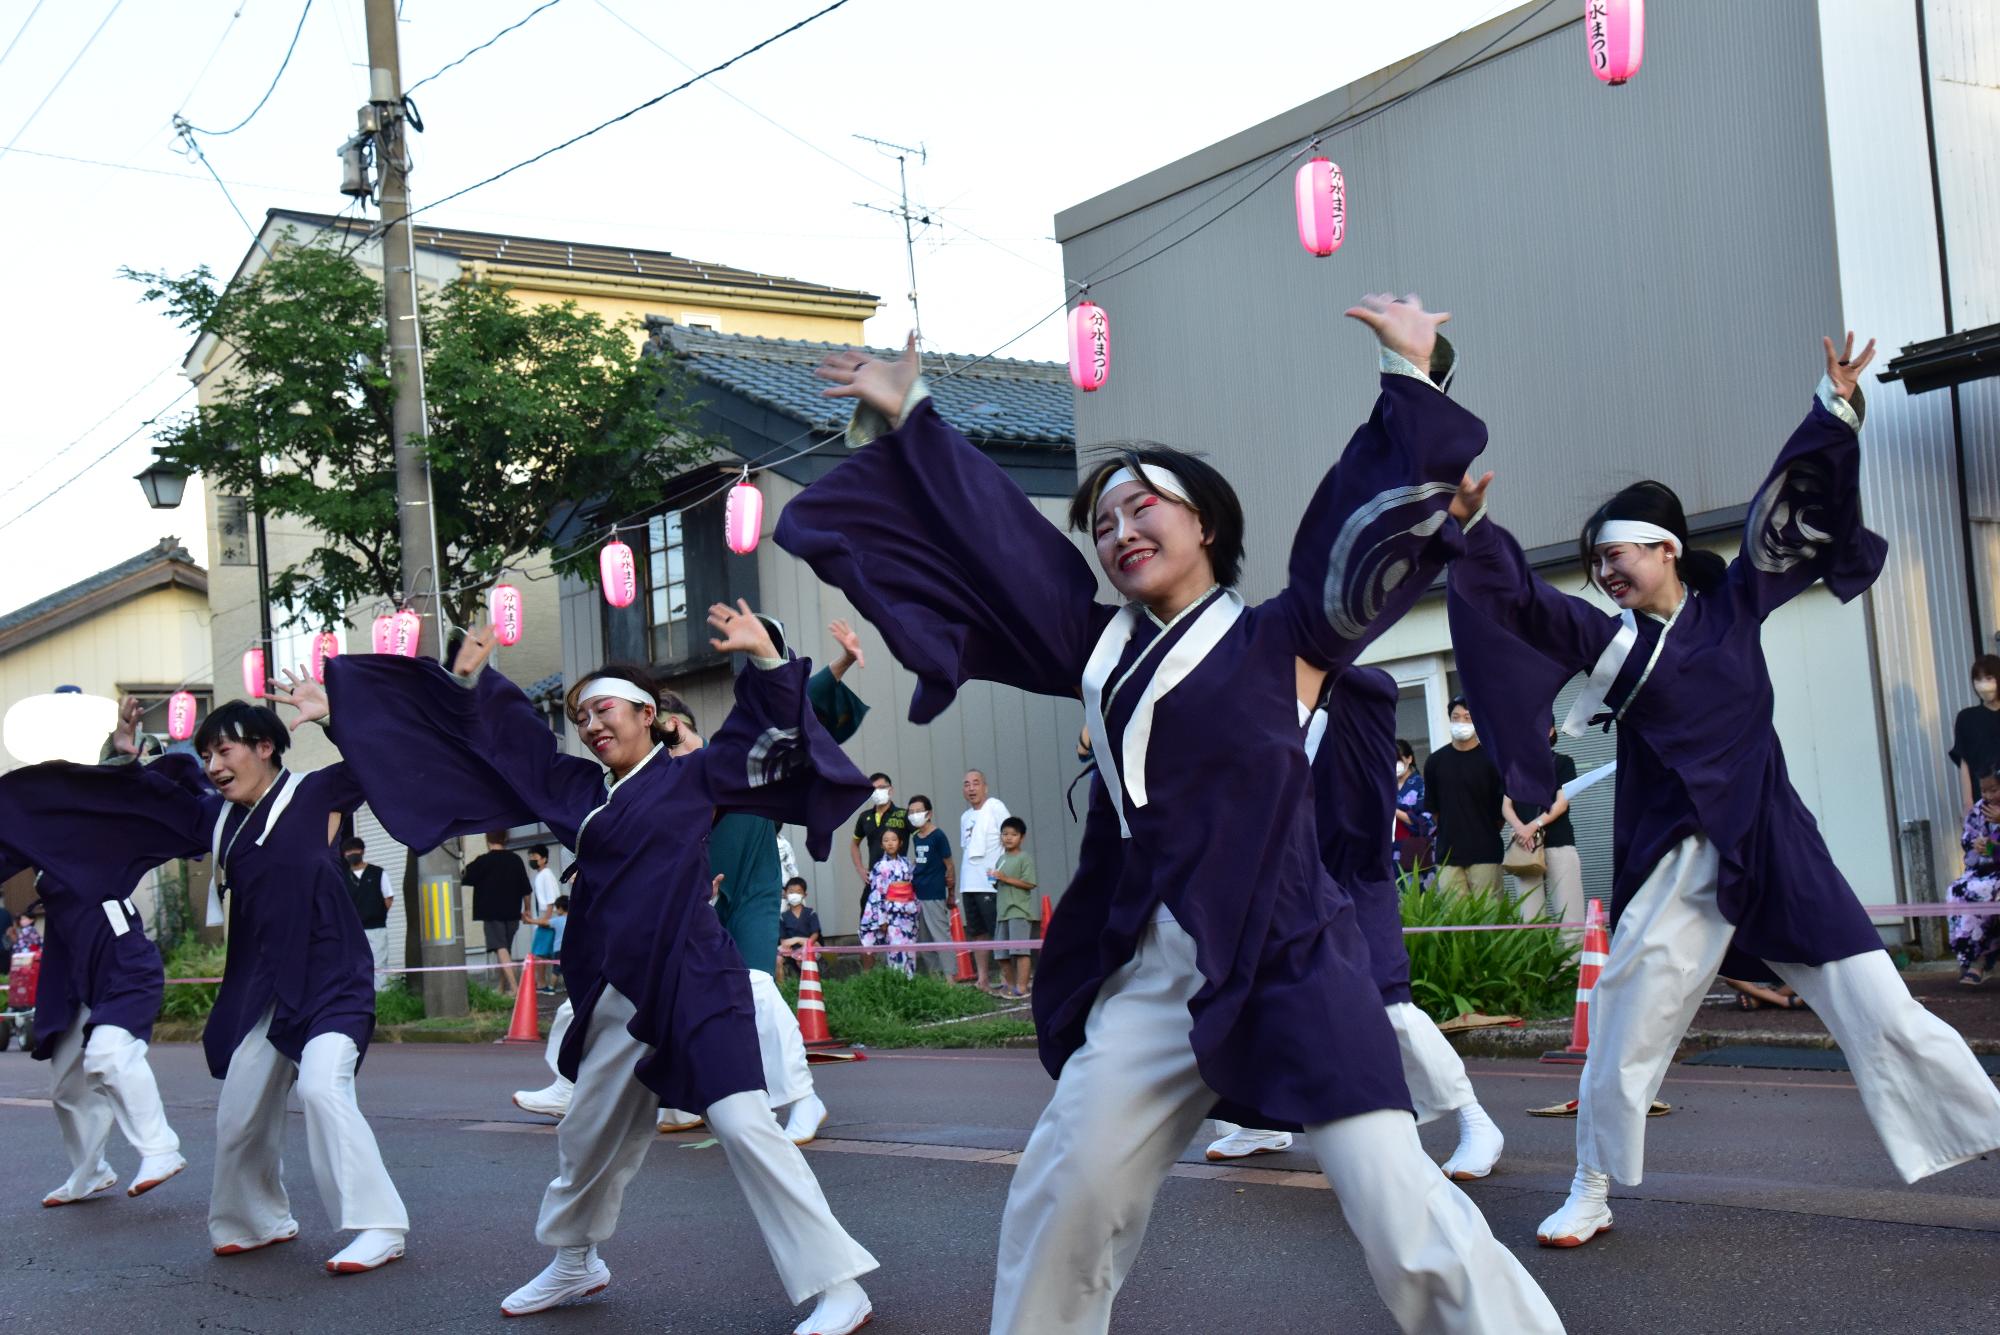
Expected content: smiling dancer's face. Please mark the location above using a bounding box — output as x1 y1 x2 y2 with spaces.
201 735 280 806
574 696 658 779
1093 480 1213 612
1590 540 1679 612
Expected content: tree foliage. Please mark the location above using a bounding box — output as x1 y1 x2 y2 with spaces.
126 230 713 629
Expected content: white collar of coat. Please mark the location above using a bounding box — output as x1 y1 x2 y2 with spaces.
205 768 298 926
577 741 667 848
1082 589 1246 838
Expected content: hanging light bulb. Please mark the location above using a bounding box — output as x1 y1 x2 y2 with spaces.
310 631 342 683
725 474 764 555
242 647 268 699
600 533 637 608
168 689 198 741
371 612 395 654
490 582 524 646
391 608 421 658
1585 0 1643 84
1068 300 1110 393
1294 156 1347 256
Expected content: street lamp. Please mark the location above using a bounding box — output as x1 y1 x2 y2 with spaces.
135 456 189 510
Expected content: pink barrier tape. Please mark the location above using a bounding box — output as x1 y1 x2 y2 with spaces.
166 960 519 986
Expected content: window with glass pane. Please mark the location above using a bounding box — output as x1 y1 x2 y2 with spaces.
647 511 688 663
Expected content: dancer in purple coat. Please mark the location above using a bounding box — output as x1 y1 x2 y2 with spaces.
778 296 1563 1335
1445 333 2000 1248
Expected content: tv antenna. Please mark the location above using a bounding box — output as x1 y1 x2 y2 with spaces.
853 134 931 349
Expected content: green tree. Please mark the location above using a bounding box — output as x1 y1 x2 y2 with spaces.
125 229 712 631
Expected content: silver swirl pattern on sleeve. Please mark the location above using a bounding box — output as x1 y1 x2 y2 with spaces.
1322 482 1456 640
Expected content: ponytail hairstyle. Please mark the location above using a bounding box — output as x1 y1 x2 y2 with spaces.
1070 444 1247 589
1577 480 1727 595
563 664 695 746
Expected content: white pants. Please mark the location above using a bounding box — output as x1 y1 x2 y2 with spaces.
364 927 391 991
533 985 876 1303
990 915 1563 1335
1513 846 1586 928
208 1007 409 1247
1386 1002 1477 1124
1579 833 2000 1185
49 1006 179 1181
544 981 812 1113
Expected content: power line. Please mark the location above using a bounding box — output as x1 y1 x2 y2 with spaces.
0 385 197 535
382 0 859 233
179 0 313 137
175 3 251 114
0 0 47 76
3 143 322 196
174 122 274 257
406 0 568 94
0 0 125 165
0 367 178 505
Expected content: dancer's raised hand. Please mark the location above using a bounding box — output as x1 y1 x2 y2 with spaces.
1822 332 1876 402
708 599 779 660
828 618 865 671
1344 293 1451 377
815 333 920 425
453 622 498 678
272 666 329 730
1450 471 1494 525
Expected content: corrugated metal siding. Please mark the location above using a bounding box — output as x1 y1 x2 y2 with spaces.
1059 0 1846 597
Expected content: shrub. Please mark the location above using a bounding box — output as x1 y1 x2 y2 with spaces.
160 938 228 1022
1401 872 1579 1023
374 981 425 1025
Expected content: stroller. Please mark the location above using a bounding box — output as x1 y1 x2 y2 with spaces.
0 943 38 1052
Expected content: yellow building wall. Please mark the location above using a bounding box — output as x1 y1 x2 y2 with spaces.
0 584 211 773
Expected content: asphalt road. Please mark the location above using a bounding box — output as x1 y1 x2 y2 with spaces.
2 1042 1997 1333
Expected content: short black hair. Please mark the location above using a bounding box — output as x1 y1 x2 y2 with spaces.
1447 696 1472 717
906 794 933 815
553 895 569 911
194 700 291 760
869 772 893 786
339 836 366 854
1396 738 1416 762
486 830 509 847
1973 655 2000 684
1001 816 1027 836
1070 444 1246 589
529 844 550 860
785 876 809 893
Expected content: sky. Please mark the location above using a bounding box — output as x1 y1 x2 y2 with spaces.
0 0 1522 616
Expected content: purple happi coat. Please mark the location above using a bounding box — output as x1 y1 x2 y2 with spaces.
326 655 870 1111
1310 666 1410 1006
776 370 1484 1129
1446 384 1886 976
0 752 215 1058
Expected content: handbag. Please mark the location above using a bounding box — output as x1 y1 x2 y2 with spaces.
1502 829 1546 877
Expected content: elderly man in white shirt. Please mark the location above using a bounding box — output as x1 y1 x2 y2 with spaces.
957 770 1012 991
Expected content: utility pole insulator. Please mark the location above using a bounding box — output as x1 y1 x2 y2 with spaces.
337 134 373 197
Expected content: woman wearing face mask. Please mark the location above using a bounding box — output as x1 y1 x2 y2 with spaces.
1391 738 1433 883
1445 332 2000 1250
1946 768 2000 986
317 601 879 1334
779 297 1564 1335
1950 655 2000 811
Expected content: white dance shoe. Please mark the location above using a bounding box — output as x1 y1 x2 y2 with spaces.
783 1093 828 1146
128 1151 187 1197
795 1278 872 1335
326 1228 406 1274
1440 1103 1504 1180
658 1108 705 1132
1536 1167 1613 1247
512 1079 574 1120
502 1245 611 1316
1204 1127 1293 1161
42 1163 117 1207
214 1218 300 1255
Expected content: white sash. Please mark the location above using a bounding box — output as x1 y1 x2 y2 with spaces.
1562 611 1637 738
206 769 299 927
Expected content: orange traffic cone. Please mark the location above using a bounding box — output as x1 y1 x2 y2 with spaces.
1039 893 1054 939
501 955 542 1044
796 943 834 1046
1541 899 1608 1065
950 906 974 982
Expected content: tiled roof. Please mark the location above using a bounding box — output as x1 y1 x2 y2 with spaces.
267 210 879 305
662 325 1074 446
0 539 202 635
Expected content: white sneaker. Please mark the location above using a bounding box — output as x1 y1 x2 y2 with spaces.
128 1152 187 1198
1440 1103 1504 1180
502 1246 611 1316
326 1228 406 1274
214 1218 301 1255
658 1108 704 1133
783 1093 828 1146
1536 1167 1613 1247
512 1079 573 1120
1204 1127 1293 1161
795 1278 872 1335
42 1163 117 1207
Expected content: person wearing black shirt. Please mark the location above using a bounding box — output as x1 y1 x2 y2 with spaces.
778 877 823 978
1952 654 2000 810
340 836 394 991
1423 697 1504 895
462 831 531 997
1504 731 1584 926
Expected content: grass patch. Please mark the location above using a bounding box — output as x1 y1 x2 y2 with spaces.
1402 874 1578 1023
776 967 1035 1049
160 938 227 1022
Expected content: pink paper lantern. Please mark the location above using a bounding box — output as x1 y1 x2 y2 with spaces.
1585 0 1643 85
310 631 341 683
725 480 764 556
490 582 524 646
601 537 637 608
167 690 198 741
1068 300 1110 393
391 608 421 658
241 648 267 700
371 613 395 654
1294 157 1347 257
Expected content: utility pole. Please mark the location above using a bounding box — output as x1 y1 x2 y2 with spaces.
853 134 929 348
359 0 468 1018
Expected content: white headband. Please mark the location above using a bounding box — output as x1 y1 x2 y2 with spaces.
1591 519 1683 557
575 677 658 712
1099 464 1191 507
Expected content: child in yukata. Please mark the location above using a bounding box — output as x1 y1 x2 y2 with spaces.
859 828 919 977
